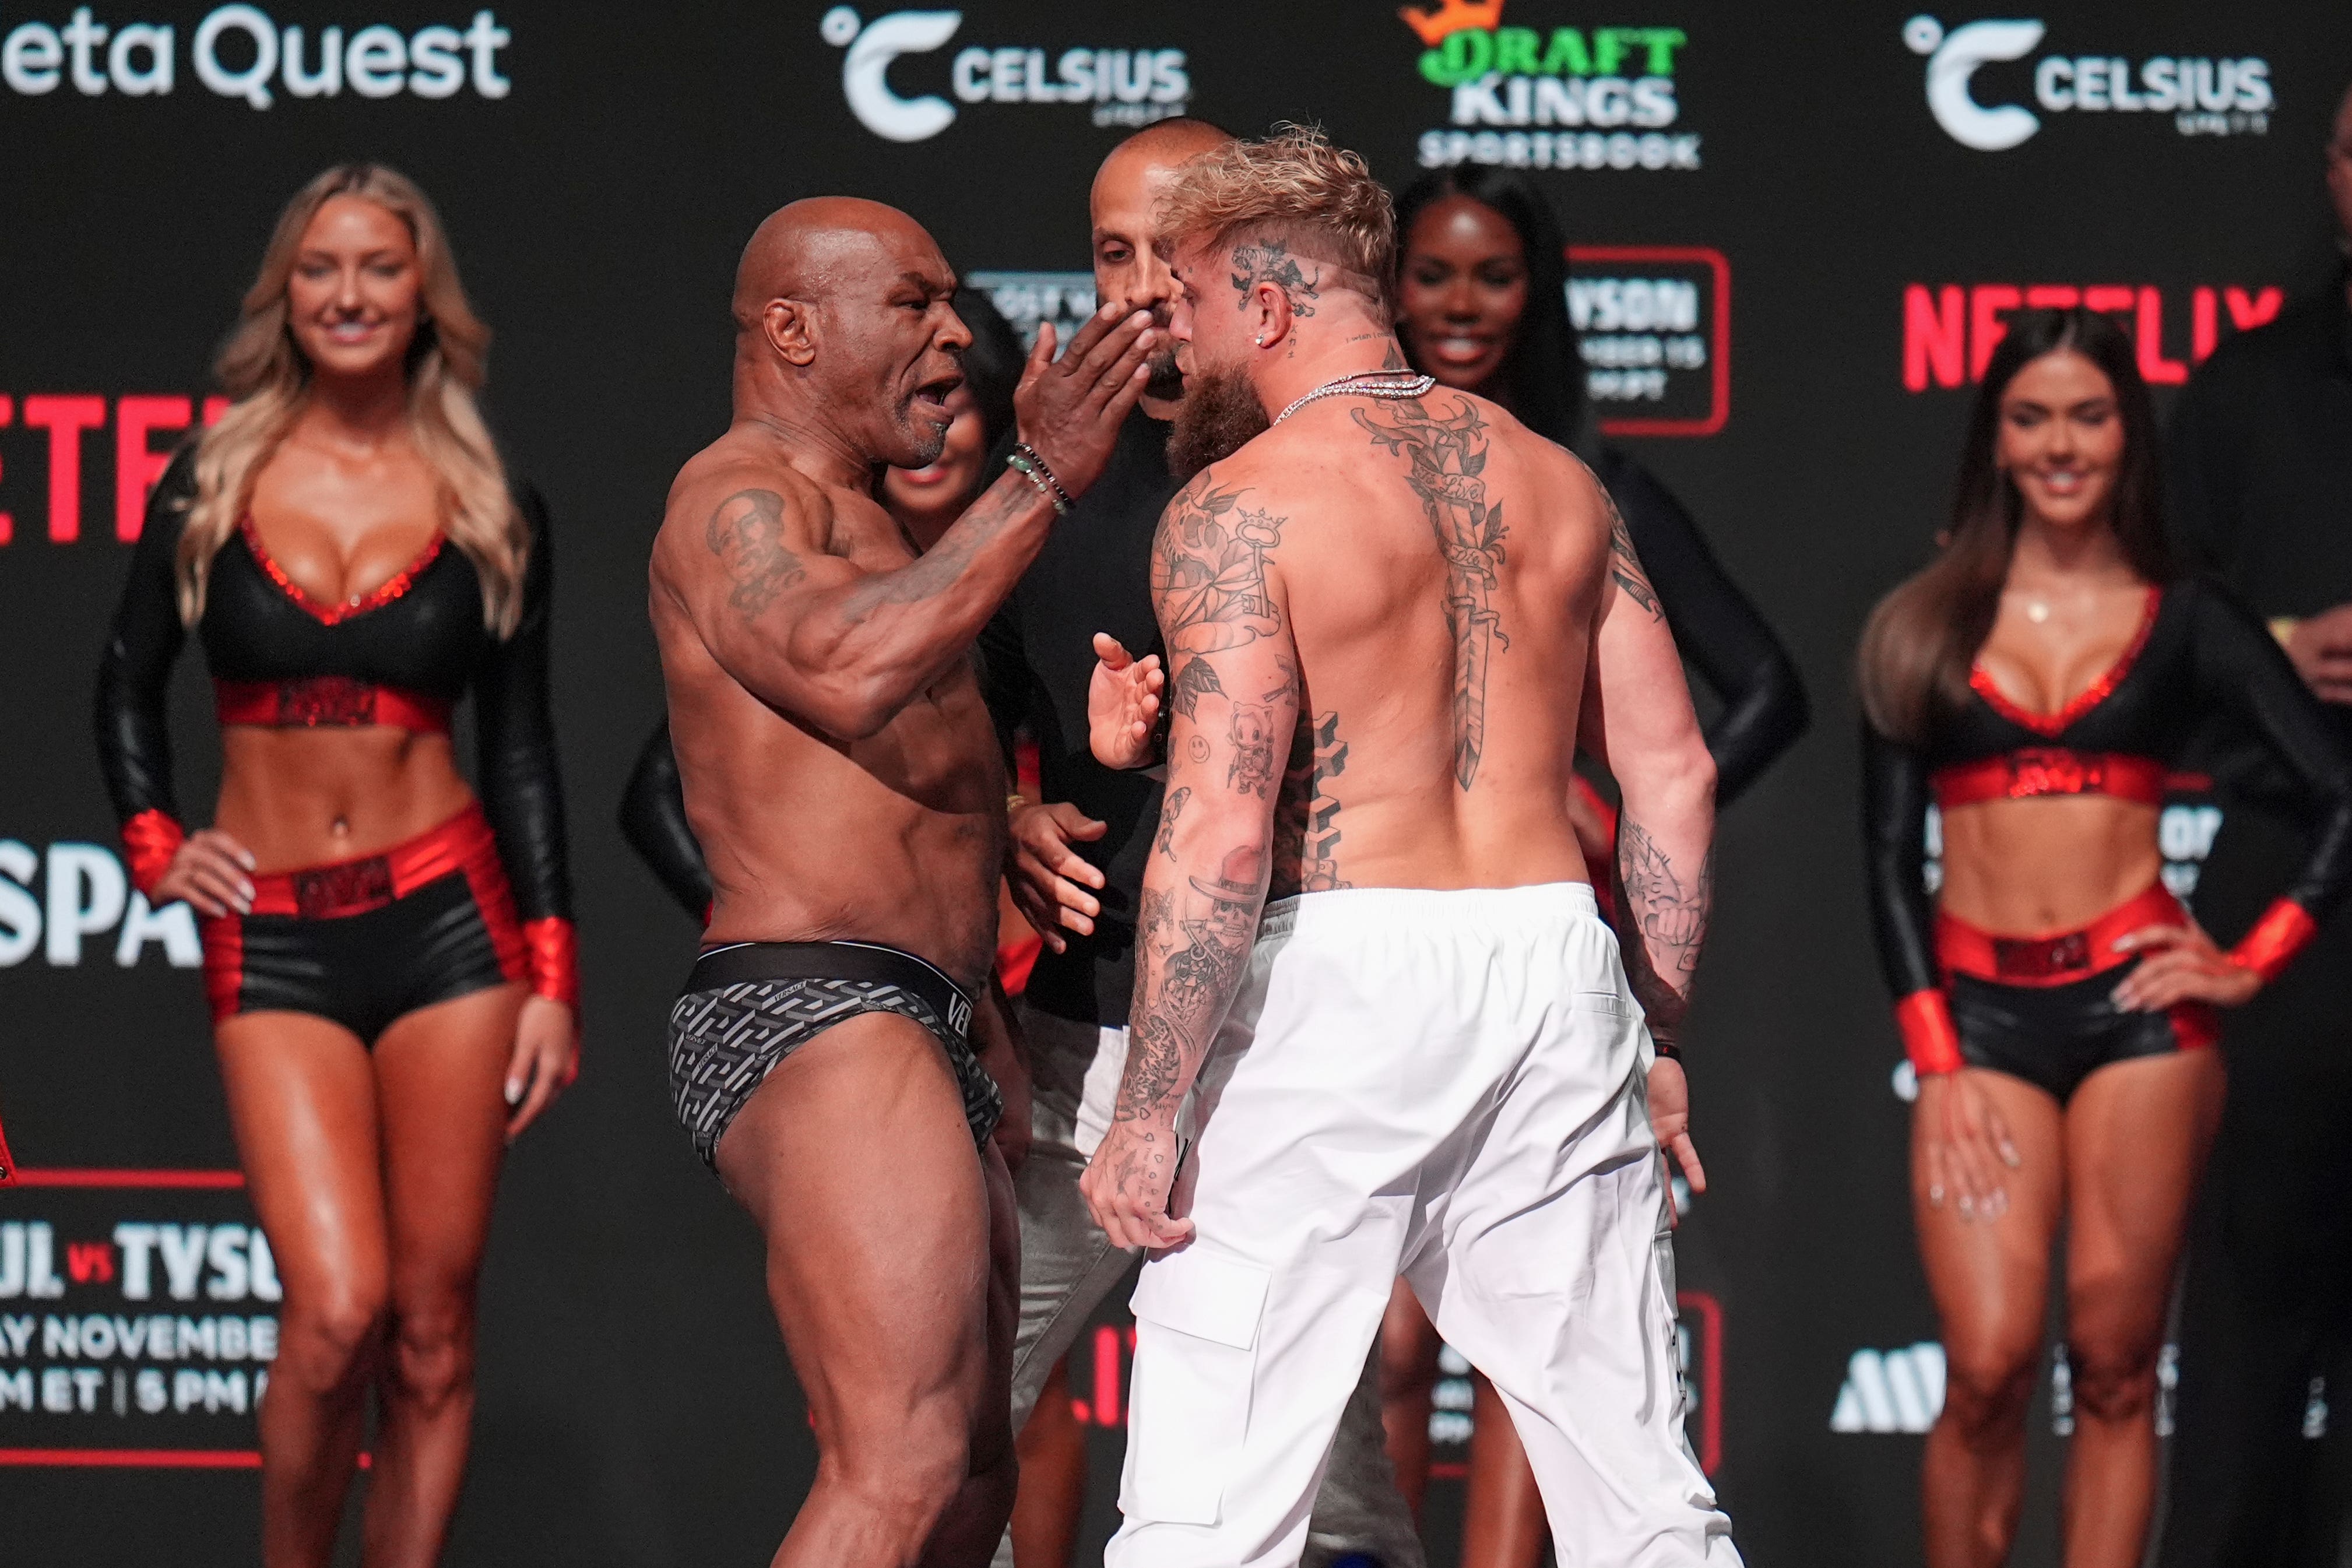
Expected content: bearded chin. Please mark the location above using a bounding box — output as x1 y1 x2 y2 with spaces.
1168 362 1271 481
894 397 950 469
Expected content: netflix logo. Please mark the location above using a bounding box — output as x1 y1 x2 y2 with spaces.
0 391 225 546
1901 283 2282 392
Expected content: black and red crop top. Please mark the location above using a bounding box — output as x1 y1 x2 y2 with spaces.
1864 579 2352 1074
93 447 577 1007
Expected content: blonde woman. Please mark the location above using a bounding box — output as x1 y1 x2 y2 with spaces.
94 164 576 1567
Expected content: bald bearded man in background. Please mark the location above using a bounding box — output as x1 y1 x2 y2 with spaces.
649 198 1155 1566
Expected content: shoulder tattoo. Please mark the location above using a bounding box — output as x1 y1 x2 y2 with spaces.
705 487 806 618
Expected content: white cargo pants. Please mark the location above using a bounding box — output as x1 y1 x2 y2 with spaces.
1109 883 1739 1568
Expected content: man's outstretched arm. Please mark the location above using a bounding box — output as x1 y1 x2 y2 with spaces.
1575 466 1717 1053
1082 474 1298 1249
670 469 1061 739
662 307 1157 740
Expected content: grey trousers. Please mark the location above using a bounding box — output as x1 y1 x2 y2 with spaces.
996 1006 1424 1568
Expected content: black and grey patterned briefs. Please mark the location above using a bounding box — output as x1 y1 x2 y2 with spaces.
666 939 1003 1172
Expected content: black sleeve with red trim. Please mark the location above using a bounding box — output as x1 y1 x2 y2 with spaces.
94 447 196 894
618 717 713 922
1862 720 1960 1073
473 484 578 1006
2189 580 2352 980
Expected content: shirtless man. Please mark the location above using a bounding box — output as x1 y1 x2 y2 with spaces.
648 198 1155 1567
1081 130 1740 1565
979 118 1421 1568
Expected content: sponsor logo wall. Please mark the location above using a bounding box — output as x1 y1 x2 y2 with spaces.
4 3 2346 1564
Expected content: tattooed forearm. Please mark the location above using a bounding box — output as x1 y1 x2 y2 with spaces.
1231 237 1320 317
1115 1015 1186 1126
1115 846 1266 1125
706 489 806 617
1615 814 1712 1040
1603 489 1662 620
1118 476 1292 1128
834 479 1032 624
1356 398 1510 789
1155 789 1190 862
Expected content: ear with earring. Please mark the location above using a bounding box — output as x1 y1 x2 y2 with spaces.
1254 334 1266 347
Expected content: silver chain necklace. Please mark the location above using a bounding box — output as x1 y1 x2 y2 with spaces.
1270 370 1436 427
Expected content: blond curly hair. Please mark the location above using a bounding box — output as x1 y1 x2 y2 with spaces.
1155 125 1396 322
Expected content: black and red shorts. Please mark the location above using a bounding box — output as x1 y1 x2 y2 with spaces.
201 804 526 1046
1935 880 2218 1105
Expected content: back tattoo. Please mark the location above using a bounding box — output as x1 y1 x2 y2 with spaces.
1354 398 1510 790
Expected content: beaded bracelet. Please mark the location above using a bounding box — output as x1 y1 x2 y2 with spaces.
1006 452 1068 515
1010 442 1075 511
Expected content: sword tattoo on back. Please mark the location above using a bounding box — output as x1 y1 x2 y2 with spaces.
1355 398 1510 789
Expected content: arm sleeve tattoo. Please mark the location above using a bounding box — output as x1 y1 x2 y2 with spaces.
1614 813 1711 1047
1113 476 1296 1137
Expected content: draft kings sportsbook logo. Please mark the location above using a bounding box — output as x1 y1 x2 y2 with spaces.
1401 0 1699 171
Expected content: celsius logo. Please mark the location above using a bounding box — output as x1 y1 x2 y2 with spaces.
820 8 1190 146
1904 15 2272 151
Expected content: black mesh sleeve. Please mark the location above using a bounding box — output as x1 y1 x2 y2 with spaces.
1862 720 1940 1001
1601 452 1809 806
472 484 573 923
2191 582 2352 917
618 717 712 920
94 447 194 828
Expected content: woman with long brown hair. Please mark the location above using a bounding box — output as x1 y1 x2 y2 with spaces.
1860 307 2352 1566
95 164 576 1566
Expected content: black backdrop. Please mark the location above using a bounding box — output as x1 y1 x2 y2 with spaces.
3 2 2349 1562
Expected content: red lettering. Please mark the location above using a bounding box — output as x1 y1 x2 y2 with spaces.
203 395 231 426
117 396 192 542
1968 286 2021 381
2226 286 2282 331
0 393 12 545
2136 287 2187 385
65 1241 114 1285
1903 285 1965 391
21 395 106 543
1906 284 2287 392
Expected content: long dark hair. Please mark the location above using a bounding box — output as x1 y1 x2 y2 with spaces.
1857 307 2175 743
1392 167 1586 450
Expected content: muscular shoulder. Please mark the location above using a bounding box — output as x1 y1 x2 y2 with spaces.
1154 463 1300 574
652 441 832 597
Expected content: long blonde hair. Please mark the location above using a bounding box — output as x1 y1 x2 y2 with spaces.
176 164 525 635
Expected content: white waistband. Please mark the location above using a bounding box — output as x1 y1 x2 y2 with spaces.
1257 881 1600 940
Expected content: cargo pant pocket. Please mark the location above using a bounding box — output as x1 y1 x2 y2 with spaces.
1120 1249 1272 1526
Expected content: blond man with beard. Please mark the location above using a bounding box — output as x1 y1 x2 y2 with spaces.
1084 129 1739 1567
983 117 1422 1568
